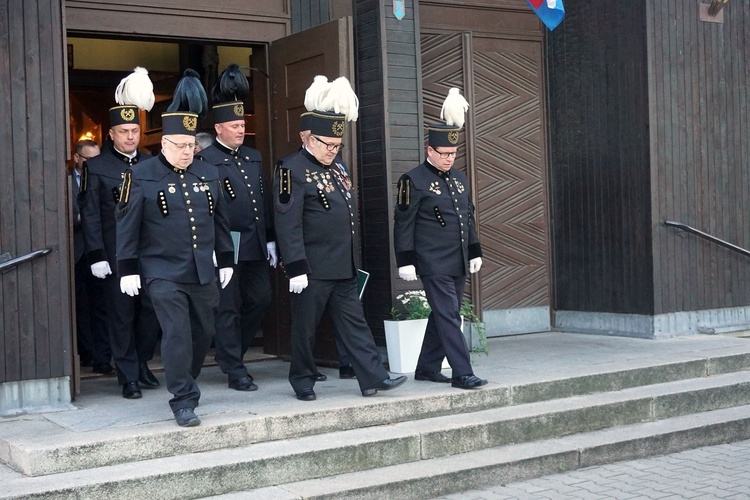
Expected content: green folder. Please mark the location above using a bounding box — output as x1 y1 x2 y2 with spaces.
357 269 370 300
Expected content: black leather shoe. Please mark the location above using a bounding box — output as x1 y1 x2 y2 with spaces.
228 375 258 391
415 369 451 383
139 362 160 388
122 381 142 399
339 364 356 379
451 374 488 389
295 388 316 401
361 375 407 396
173 408 200 427
311 372 327 382
92 363 114 374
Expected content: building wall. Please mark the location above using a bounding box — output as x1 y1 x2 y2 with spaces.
0 1 71 385
648 1 750 315
547 0 654 315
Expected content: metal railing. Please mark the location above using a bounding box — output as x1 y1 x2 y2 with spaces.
664 220 750 258
0 247 53 273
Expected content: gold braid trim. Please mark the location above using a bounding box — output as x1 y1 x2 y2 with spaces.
119 171 132 204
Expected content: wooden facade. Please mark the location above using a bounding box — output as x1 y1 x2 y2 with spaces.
0 1 71 384
549 0 750 321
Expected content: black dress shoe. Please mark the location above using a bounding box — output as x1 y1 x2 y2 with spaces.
122 381 142 399
361 375 407 396
310 372 327 382
339 364 356 379
173 408 200 427
415 369 451 383
139 362 160 388
451 374 488 389
92 363 114 374
295 388 316 401
228 375 258 391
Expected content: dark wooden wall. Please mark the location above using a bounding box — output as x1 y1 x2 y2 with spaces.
291 0 330 33
547 0 654 315
648 1 750 314
0 0 71 383
355 0 424 340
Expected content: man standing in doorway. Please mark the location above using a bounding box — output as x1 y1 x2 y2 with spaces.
198 64 276 392
393 88 488 390
79 67 161 399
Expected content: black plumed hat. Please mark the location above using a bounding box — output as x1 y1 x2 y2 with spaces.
162 69 208 136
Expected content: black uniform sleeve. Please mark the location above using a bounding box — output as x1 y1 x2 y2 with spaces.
273 163 311 278
115 169 143 277
393 174 419 267
79 163 108 264
468 198 483 260
212 184 235 268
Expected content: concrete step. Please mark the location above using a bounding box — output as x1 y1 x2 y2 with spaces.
2 371 750 499
3 352 749 477
4 350 750 479
245 405 750 500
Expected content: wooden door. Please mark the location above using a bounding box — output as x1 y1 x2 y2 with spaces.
266 17 356 362
422 32 552 336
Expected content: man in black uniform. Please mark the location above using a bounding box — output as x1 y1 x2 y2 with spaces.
79 67 160 399
71 140 112 374
273 76 407 401
197 64 276 392
393 88 488 390
116 69 235 427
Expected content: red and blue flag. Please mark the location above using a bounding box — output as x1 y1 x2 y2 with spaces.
527 0 565 31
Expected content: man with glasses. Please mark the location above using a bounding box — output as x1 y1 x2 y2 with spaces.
79 68 161 399
273 76 407 401
115 69 234 427
393 88 488 390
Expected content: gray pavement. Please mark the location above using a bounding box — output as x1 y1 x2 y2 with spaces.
433 439 750 500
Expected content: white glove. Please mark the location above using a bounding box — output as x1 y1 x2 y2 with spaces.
212 251 218 267
289 274 308 293
219 267 234 289
470 257 483 273
398 265 418 281
267 242 278 268
120 275 141 296
90 261 112 279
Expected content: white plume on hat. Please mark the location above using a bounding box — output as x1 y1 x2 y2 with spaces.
304 75 331 112
440 87 469 129
115 67 155 111
318 76 359 122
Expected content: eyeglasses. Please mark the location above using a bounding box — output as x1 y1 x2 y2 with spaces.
164 137 197 151
77 154 95 160
313 135 345 153
432 148 458 159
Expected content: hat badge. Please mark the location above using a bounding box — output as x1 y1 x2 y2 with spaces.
233 104 244 117
332 121 345 137
183 115 198 132
448 131 459 145
121 108 136 122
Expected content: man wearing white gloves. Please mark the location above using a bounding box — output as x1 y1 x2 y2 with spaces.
115 70 234 427
393 88 488 390
273 76 407 401
78 68 161 399
196 64 276 392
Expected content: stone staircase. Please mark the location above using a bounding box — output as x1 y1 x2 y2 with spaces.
1 332 750 499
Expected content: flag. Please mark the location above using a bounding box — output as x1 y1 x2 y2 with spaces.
527 0 565 31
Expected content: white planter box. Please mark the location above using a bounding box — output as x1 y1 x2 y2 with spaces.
384 319 450 373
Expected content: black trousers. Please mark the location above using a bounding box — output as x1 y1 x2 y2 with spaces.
74 258 111 367
289 277 387 393
147 279 218 412
101 273 160 384
418 274 472 377
214 260 272 381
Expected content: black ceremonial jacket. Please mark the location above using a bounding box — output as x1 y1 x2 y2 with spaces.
273 148 357 280
197 141 274 262
115 153 234 285
79 141 151 267
393 161 482 277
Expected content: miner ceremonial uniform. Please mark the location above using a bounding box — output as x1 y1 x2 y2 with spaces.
116 153 234 412
393 87 487 389
273 148 389 394
79 139 159 388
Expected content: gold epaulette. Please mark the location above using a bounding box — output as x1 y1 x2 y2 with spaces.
118 170 132 205
397 175 411 210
